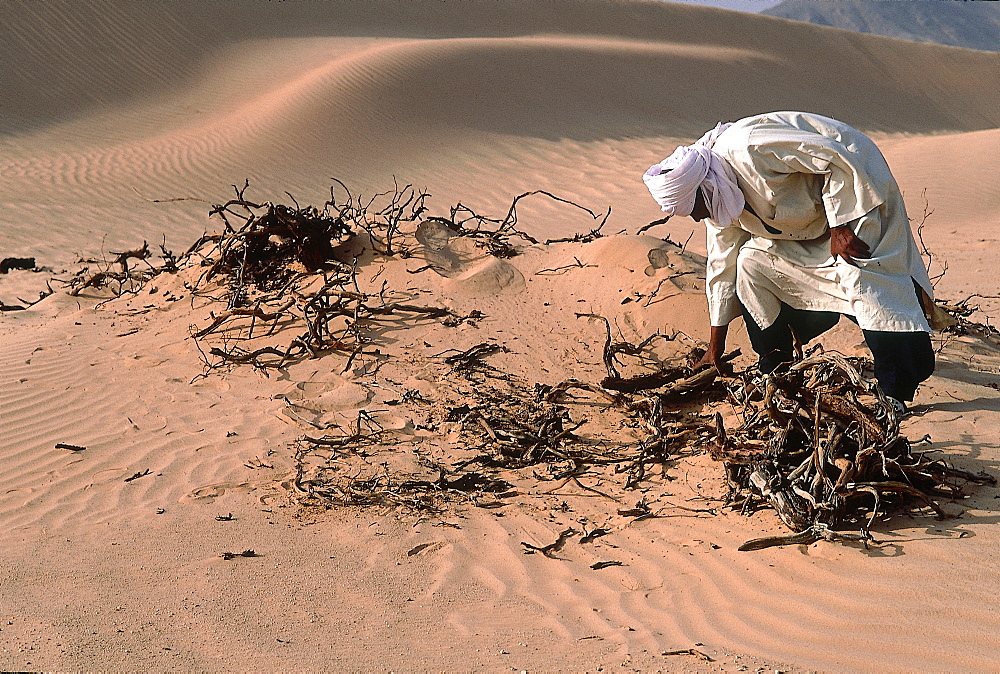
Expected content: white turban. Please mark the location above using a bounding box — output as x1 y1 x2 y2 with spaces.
643 122 745 226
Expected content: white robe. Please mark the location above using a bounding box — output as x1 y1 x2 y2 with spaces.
703 111 933 333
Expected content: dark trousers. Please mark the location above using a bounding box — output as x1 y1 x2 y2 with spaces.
741 303 934 402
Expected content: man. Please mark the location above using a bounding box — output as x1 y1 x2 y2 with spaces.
643 111 938 414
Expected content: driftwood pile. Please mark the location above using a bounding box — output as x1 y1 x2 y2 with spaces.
31 178 732 518
119 182 721 512
712 350 996 550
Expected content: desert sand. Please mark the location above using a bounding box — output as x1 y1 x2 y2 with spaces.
2 1 1000 671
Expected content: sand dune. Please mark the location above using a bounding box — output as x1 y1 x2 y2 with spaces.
2 0 1000 670
2 0 998 282
879 127 1000 318
6 0 999 135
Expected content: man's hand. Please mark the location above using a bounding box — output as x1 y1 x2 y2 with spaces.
830 225 870 266
695 324 732 375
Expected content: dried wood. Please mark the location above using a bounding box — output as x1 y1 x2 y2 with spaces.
713 353 995 550
521 528 578 558
55 443 87 451
0 257 35 274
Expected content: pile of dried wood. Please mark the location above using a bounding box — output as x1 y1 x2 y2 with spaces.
711 351 995 550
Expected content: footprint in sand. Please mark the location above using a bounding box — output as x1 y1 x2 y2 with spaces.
182 481 255 502
281 379 374 427
310 383 371 410
645 247 673 274
43 459 85 482
87 467 131 483
1 487 36 505
370 412 415 433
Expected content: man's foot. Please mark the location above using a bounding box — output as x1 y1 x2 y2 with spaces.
886 396 909 418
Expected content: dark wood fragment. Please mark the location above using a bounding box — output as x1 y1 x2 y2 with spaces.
55 443 87 452
0 257 35 274
521 528 577 558
590 560 623 570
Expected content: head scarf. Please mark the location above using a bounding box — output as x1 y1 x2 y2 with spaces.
642 122 745 226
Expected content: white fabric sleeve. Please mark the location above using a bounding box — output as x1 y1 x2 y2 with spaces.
705 221 751 327
755 140 885 228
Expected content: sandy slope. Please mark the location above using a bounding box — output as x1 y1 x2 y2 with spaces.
2 0 1000 670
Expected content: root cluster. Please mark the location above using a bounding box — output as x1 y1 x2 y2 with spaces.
713 351 996 550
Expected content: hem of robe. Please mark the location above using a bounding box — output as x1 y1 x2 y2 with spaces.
739 293 933 334
735 246 932 334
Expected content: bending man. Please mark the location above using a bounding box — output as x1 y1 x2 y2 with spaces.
643 111 937 413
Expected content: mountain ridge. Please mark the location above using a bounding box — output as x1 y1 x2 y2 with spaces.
762 0 1000 51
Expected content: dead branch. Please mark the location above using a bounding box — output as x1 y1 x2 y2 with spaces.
635 215 671 235
0 257 36 274
193 299 296 338
109 242 152 274
712 352 995 549
521 528 578 557
441 342 506 370
534 257 596 275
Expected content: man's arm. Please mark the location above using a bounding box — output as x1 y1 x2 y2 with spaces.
695 324 731 374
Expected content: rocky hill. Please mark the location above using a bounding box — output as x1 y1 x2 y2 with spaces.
763 0 1000 51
